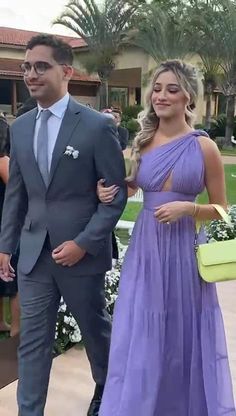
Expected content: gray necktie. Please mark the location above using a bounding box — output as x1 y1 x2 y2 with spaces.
37 109 51 186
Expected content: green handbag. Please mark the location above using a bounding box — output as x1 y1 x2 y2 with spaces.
196 204 236 283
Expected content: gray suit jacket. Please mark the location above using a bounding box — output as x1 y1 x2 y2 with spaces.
0 97 127 275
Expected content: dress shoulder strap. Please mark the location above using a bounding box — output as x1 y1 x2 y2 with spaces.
192 129 209 138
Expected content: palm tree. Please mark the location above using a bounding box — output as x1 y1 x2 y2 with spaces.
188 0 236 144
200 58 220 130
215 0 236 145
187 16 221 130
54 0 139 109
131 4 191 63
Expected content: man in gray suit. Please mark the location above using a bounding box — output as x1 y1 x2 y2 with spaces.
0 34 127 416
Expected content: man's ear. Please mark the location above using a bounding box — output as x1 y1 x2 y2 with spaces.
63 65 73 81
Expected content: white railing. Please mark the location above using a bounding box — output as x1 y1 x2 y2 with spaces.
116 219 135 235
116 189 143 235
128 188 143 202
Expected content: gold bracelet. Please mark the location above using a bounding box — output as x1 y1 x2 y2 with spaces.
194 204 201 218
192 203 197 217
192 203 200 218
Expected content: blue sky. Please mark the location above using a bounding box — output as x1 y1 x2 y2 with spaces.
0 0 75 36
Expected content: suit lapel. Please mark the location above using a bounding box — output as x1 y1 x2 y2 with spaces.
48 98 82 186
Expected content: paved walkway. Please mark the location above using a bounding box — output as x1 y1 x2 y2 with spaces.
222 155 236 164
0 282 235 415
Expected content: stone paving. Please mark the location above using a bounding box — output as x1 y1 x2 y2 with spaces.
222 155 236 164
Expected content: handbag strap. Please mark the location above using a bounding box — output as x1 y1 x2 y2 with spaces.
196 203 232 233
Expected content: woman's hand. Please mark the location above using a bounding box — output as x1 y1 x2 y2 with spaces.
154 201 194 224
97 179 119 204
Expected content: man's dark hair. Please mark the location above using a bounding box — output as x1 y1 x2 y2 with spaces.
112 108 122 116
26 34 74 66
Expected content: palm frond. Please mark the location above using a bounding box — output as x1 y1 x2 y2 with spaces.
130 4 191 63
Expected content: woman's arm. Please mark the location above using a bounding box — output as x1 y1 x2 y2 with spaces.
128 185 138 198
0 156 9 184
187 136 227 220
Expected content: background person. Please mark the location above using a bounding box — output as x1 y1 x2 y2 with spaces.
0 112 20 337
111 108 129 151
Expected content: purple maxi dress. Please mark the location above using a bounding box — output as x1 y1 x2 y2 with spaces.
99 131 236 416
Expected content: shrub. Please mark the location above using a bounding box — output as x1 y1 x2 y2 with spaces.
206 205 236 242
214 136 225 150
121 105 143 143
208 114 227 139
126 118 140 135
122 104 143 120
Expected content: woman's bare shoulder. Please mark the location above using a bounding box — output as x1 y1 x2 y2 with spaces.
197 135 220 158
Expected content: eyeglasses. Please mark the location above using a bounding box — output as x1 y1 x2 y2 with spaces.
20 61 66 76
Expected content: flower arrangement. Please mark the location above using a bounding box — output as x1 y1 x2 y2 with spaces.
54 299 82 355
206 205 236 242
54 237 128 354
105 239 128 315
64 145 79 159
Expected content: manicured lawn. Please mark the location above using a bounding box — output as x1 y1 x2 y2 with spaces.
197 164 236 205
221 149 236 156
121 201 142 222
121 164 236 222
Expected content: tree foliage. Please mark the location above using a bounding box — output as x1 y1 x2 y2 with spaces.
54 0 139 108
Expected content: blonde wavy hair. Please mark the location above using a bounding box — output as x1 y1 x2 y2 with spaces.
126 59 199 182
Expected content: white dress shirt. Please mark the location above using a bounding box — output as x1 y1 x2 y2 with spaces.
33 93 70 171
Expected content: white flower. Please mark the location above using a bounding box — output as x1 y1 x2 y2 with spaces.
69 327 82 343
59 303 66 313
207 204 236 242
64 316 71 324
64 145 79 159
72 150 79 159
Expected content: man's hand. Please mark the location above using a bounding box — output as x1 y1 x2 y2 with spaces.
52 241 86 267
0 253 15 282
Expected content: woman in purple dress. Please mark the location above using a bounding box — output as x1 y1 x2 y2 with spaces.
97 60 235 416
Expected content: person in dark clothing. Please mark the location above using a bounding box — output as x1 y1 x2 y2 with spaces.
16 97 37 117
0 99 38 336
0 112 10 156
111 109 129 258
0 112 20 336
111 108 129 151
100 108 129 260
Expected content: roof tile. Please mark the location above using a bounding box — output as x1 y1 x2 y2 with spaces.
0 26 87 49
